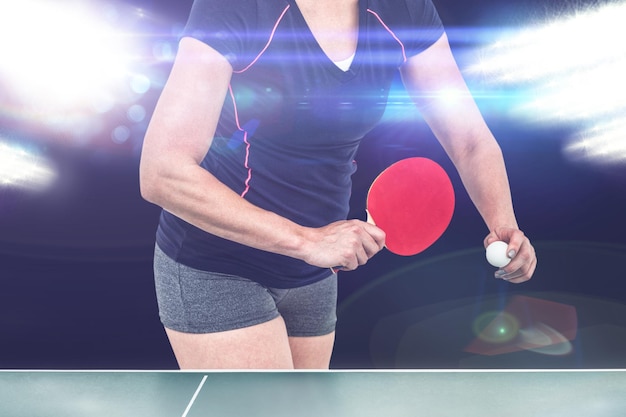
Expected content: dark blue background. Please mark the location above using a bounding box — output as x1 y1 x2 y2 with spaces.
1 0 624 369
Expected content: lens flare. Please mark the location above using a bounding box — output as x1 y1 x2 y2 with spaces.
565 119 626 164
517 323 573 356
0 139 57 191
0 1 133 110
465 295 577 357
469 1 626 165
472 311 520 344
0 0 152 149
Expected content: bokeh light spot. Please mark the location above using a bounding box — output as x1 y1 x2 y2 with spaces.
130 74 152 95
152 41 175 61
127 104 147 123
472 311 520 344
112 126 131 144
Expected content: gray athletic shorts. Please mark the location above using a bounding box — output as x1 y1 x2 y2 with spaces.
153 244 337 337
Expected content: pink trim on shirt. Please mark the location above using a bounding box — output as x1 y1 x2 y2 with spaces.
233 4 291 73
228 84 253 198
367 8 407 63
229 4 291 196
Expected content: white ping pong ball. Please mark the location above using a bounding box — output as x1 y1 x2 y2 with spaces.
486 241 511 268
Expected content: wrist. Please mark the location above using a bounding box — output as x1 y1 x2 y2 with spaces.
279 222 313 261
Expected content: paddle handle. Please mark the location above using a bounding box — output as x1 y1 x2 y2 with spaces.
331 211 380 273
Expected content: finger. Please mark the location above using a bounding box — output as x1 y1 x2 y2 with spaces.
489 229 529 269
496 267 528 283
336 229 385 271
344 237 368 269
363 231 386 258
483 232 499 249
496 267 526 282
500 255 537 284
496 239 531 274
339 257 358 272
491 227 526 256
360 221 386 250
495 244 537 283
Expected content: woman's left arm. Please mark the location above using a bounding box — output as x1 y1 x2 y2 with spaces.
400 33 536 283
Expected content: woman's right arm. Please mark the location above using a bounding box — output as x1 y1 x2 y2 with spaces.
139 37 384 270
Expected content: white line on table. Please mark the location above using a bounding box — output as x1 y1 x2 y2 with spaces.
181 375 208 417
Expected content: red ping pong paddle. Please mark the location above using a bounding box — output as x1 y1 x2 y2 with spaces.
366 156 455 256
332 157 454 272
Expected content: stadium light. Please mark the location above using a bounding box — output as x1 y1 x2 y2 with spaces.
470 1 626 165
0 138 57 191
0 1 135 109
0 0 155 150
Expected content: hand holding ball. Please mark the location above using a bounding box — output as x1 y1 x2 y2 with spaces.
486 241 511 268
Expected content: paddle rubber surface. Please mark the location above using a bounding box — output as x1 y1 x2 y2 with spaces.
366 157 455 256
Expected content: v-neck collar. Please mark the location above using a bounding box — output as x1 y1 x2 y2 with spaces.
286 0 366 81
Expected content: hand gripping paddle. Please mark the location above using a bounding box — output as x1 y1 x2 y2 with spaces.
333 157 455 272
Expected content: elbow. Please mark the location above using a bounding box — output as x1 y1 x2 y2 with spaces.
449 130 502 165
139 161 163 206
139 181 156 205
